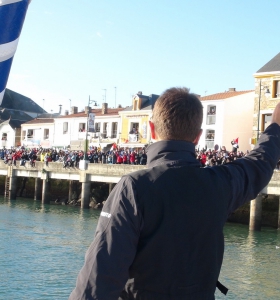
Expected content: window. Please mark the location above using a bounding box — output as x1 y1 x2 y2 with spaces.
2 133 7 140
22 130 26 140
272 80 280 98
95 122 101 132
103 123 108 135
44 129 49 140
264 114 272 131
27 129 34 138
63 122 68 134
111 122 118 138
206 105 216 125
130 122 139 133
79 123 86 132
129 122 139 142
205 129 215 149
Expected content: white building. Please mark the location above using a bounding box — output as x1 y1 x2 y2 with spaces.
199 88 254 152
20 104 124 150
21 118 55 148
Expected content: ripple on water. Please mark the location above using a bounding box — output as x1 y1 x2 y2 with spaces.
1 199 280 299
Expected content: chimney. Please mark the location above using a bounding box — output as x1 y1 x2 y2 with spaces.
71 106 78 114
137 91 142 95
65 110 69 116
59 104 62 114
228 88 236 92
102 103 108 114
85 106 91 114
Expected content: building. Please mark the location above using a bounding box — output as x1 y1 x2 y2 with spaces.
118 92 159 148
54 104 124 150
0 89 46 148
21 118 54 148
199 88 254 152
253 52 280 139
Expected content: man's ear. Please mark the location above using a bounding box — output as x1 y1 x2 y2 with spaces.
149 120 156 140
193 129 202 146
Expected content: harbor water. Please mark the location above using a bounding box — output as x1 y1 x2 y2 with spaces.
1 198 280 299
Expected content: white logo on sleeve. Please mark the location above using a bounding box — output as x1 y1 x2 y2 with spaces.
101 211 112 218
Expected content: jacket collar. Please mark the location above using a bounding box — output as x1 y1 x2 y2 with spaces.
146 140 201 168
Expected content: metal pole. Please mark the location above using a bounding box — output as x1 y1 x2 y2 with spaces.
257 79 261 140
84 96 90 160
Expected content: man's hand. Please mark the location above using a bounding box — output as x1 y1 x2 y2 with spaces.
271 102 280 126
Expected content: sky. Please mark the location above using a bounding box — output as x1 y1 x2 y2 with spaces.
6 0 280 113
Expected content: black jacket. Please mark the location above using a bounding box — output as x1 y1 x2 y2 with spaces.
69 123 280 300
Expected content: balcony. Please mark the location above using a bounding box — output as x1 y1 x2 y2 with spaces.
128 134 139 142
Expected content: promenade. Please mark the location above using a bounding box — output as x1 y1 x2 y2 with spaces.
0 160 145 208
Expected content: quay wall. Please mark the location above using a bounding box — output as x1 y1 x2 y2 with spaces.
0 161 280 228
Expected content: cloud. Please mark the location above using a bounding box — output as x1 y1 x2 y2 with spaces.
97 32 102 38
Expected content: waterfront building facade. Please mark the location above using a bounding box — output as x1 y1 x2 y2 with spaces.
199 88 254 152
118 91 159 148
20 103 124 150
53 103 124 150
21 118 55 148
253 52 280 139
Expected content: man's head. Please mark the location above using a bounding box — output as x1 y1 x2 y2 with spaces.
150 87 203 143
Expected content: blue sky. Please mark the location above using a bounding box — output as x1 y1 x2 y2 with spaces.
6 0 280 113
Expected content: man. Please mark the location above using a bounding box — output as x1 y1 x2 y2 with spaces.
69 87 280 300
231 138 239 153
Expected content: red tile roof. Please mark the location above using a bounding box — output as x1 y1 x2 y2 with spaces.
23 118 54 124
58 108 124 118
199 90 254 101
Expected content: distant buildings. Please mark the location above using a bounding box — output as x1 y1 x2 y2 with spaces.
253 52 280 139
21 91 159 150
199 88 254 152
0 89 46 148
9 52 280 152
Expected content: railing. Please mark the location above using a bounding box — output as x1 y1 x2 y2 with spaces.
128 134 139 142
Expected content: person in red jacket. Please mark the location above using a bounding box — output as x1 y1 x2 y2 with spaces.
129 150 136 165
116 151 123 164
122 151 128 164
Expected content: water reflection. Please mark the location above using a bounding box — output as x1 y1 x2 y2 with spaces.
1 198 280 299
217 223 280 299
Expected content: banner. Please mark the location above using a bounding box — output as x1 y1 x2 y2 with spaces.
88 113 95 133
0 0 31 105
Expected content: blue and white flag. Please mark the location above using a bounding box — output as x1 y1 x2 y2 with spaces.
0 0 31 105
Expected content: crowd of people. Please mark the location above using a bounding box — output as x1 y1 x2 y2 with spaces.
1 141 279 169
195 145 250 167
0 144 148 167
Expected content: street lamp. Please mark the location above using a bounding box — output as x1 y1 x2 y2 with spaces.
84 95 98 160
257 79 271 140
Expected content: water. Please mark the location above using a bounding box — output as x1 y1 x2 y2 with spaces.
1 198 280 300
